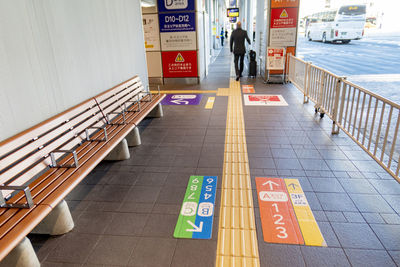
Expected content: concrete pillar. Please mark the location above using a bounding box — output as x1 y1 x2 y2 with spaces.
104 138 130 161
255 0 265 65
0 237 40 267
32 200 74 235
126 127 141 147
147 103 164 118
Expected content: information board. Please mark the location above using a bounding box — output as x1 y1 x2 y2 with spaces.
267 47 286 70
270 28 296 47
160 31 197 51
159 12 196 32
143 14 161 51
158 0 195 12
162 51 198 77
270 8 298 28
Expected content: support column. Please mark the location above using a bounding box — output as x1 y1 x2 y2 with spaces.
0 237 40 267
126 127 141 147
147 103 164 118
32 200 74 235
255 0 265 67
104 138 130 161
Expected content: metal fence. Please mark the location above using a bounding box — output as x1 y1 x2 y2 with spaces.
287 54 400 182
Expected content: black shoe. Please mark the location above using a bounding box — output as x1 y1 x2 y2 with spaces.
239 74 243 78
236 76 240 81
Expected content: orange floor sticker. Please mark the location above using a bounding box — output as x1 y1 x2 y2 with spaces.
242 85 255 93
255 177 304 245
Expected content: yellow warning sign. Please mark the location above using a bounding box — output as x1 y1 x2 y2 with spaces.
175 53 185 62
280 9 288 18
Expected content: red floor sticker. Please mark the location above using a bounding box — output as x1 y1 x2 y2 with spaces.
242 85 255 93
255 177 304 245
243 94 288 106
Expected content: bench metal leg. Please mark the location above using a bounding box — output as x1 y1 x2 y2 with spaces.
126 127 141 147
104 138 130 160
0 237 40 267
32 200 74 235
147 103 163 118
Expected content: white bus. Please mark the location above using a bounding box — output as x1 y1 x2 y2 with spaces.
305 5 366 44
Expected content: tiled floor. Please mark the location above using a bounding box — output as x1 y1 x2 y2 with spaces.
30 47 400 266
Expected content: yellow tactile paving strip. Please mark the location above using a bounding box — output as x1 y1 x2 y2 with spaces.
216 73 260 266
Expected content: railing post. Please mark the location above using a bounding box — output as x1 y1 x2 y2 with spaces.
331 78 342 134
303 62 310 103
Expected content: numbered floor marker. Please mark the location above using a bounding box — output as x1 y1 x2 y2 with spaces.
174 176 217 239
285 179 327 247
256 177 304 245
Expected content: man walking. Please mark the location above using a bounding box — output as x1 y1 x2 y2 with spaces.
230 21 251 81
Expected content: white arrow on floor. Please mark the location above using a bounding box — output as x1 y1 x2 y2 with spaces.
186 221 203 232
171 99 189 105
262 180 279 190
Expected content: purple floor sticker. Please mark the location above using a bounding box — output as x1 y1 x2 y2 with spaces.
161 94 202 105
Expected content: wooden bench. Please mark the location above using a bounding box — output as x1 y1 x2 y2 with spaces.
0 76 165 266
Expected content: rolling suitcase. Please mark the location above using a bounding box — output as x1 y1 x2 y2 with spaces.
249 61 257 77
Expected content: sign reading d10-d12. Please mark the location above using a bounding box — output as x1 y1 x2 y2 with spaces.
158 0 195 12
174 176 217 239
159 13 196 32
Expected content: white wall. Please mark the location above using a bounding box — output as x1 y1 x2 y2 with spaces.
0 0 148 141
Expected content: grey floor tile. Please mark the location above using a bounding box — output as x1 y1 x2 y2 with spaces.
46 233 100 264
300 159 330 171
305 191 323 210
345 249 396 267
259 243 305 267
338 179 378 194
104 213 148 236
318 149 348 160
369 179 400 195
107 171 139 186
118 202 154 213
343 212 365 223
309 178 345 193
382 195 400 213
152 203 181 215
313 210 328 222
41 262 81 267
164 172 192 187
362 212 385 224
135 172 168 186
326 160 358 172
73 211 114 234
124 185 162 203
381 213 400 224
349 194 395 213
300 247 350 267
316 192 358 212
370 224 400 250
352 160 385 172
271 148 297 158
294 148 322 159
128 237 177 267
171 239 217 267
86 235 138 266
318 221 341 247
274 158 303 170
325 211 347 222
331 222 383 249
388 251 400 266
249 157 276 169
156 186 186 205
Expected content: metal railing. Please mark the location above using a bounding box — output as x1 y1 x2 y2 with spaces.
287 54 400 182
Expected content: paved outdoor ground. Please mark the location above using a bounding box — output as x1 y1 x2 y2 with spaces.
29 46 400 267
297 30 400 103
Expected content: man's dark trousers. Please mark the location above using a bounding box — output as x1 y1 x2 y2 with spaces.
234 53 245 77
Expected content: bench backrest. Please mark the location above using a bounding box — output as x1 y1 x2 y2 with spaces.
0 76 144 198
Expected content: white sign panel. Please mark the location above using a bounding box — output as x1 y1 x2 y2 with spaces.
267 47 286 70
160 31 197 51
243 94 288 106
270 28 296 47
143 14 160 51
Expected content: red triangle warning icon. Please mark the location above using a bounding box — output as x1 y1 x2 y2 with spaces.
280 9 288 18
175 53 185 62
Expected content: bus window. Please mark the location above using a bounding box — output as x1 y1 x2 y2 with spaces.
338 5 366 16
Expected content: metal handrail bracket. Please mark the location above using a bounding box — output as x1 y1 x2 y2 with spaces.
50 149 79 168
0 185 34 208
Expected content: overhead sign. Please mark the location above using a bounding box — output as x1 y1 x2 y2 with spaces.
256 177 326 246
270 8 298 28
227 8 239 17
162 50 198 77
267 47 285 70
160 31 197 51
242 84 255 93
270 28 296 46
256 177 304 244
229 17 237 23
174 176 217 239
271 0 299 8
243 94 288 106
159 12 196 32
143 14 161 51
161 94 202 105
158 0 195 12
